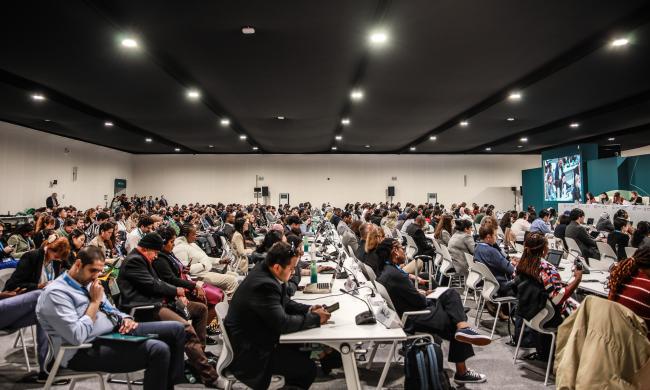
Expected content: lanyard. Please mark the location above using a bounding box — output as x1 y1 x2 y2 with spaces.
62 273 116 315
44 262 55 281
385 261 409 275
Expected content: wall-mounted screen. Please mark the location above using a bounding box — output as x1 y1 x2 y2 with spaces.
543 154 582 202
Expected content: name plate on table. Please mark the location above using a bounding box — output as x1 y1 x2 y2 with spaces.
373 301 401 329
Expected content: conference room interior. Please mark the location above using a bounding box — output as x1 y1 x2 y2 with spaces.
1 1 650 389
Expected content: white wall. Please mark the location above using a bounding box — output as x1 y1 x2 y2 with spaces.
621 145 650 157
132 154 540 211
0 122 133 213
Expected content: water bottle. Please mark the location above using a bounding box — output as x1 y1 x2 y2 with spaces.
310 257 318 284
303 236 309 253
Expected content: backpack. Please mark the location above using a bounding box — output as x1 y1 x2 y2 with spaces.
404 337 452 390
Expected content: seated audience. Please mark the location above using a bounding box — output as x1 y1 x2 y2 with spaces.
529 209 552 235
88 222 114 259
565 208 600 260
173 224 238 297
231 218 251 274
65 228 86 269
607 246 650 334
553 212 571 248
85 212 110 241
7 223 35 259
599 192 610 204
221 212 235 240
3 237 70 292
400 210 419 234
56 218 76 239
0 222 16 260
607 217 631 261
631 221 650 249
36 246 185 390
447 219 475 277
433 214 452 246
375 238 490 384
341 220 361 253
474 226 516 297
125 216 155 253
33 215 56 248
510 212 531 242
225 242 331 389
612 191 624 205
355 222 376 260
117 232 220 387
595 212 614 232
407 215 437 259
336 212 353 236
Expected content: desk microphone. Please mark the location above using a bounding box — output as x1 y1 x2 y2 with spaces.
339 288 377 325
340 265 361 287
341 285 375 298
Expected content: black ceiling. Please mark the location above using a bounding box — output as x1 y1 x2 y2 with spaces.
1 1 650 154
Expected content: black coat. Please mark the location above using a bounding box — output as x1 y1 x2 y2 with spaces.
46 196 58 209
225 262 320 390
410 226 435 255
3 248 62 291
117 249 178 310
153 251 196 291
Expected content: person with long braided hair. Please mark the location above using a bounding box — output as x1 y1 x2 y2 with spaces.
608 246 650 336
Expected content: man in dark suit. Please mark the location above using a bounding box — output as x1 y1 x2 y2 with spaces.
565 208 600 261
225 241 330 389
406 215 436 258
46 192 59 209
375 238 490 385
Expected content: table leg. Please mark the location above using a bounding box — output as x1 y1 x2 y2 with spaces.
325 342 362 390
376 341 396 390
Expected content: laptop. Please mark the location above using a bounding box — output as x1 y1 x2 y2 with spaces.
545 249 564 267
586 217 594 226
303 281 333 294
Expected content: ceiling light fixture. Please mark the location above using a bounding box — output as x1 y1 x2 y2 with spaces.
145 138 152 143
430 136 437 141
569 122 580 128
608 137 616 141
121 38 138 48
520 137 528 142
485 147 492 151
277 116 285 120
369 30 388 45
341 118 350 125
610 37 629 47
507 117 515 121
508 92 522 101
364 144 371 149
186 89 201 100
409 146 416 151
331 146 338 151
350 89 364 101
44 119 51 122
517 145 523 148
208 145 214 148
104 121 113 127
335 135 342 141
242 26 255 35
220 118 230 126
459 120 469 127
31 93 45 101
174 147 180 152
239 134 247 140
252 146 259 151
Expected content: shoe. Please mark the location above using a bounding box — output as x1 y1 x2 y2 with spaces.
35 372 71 385
207 319 220 336
454 369 487 384
485 301 498 318
454 327 491 346
205 336 218 345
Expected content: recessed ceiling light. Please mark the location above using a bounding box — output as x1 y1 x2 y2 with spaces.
208 144 214 148
252 146 259 151
610 37 629 47
485 147 492 151
517 145 523 148
145 138 152 143
277 116 285 120
364 144 371 149
239 134 247 140
186 89 201 100
341 118 350 125
507 117 515 121
369 30 388 45
335 135 342 141
242 26 255 35
31 94 45 101
174 147 180 152
608 137 616 141
44 119 51 122
459 120 469 127
350 89 364 101
429 136 437 141
409 146 416 151
569 122 580 128
520 137 528 142
104 121 113 127
508 92 522 101
121 38 138 48
331 146 338 151
220 118 230 126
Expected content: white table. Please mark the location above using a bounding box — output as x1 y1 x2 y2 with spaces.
280 254 406 390
558 203 650 226
558 259 609 297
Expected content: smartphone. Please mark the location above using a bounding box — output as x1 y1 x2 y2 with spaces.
325 302 340 313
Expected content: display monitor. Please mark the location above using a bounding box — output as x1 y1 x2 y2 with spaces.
543 154 582 202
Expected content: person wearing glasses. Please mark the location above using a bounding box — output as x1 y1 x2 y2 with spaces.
225 241 331 390
375 238 490 385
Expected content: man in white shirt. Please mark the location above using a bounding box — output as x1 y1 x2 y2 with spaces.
510 212 531 242
125 216 154 253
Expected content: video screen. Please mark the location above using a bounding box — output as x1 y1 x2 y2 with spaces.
543 154 582 202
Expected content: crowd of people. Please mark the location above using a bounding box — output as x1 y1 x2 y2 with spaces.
0 194 649 388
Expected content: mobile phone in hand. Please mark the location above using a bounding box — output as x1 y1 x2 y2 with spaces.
325 302 340 313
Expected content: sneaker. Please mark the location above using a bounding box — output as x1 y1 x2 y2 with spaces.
454 327 491 346
454 369 487 384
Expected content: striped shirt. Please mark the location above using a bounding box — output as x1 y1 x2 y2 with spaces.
613 270 650 336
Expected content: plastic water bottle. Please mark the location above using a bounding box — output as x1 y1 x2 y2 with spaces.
303 236 309 253
310 257 318 284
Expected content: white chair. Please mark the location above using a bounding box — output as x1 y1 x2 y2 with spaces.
596 241 618 264
625 246 637 258
472 262 518 339
513 300 558 386
42 335 106 390
563 237 582 258
436 245 462 287
215 301 284 390
462 253 482 304
361 263 377 286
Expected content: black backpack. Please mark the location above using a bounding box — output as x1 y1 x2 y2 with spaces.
404 337 452 390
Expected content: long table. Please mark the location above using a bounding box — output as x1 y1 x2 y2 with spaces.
558 203 650 225
558 257 609 297
279 247 406 390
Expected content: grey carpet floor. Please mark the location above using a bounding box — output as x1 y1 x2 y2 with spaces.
0 292 552 389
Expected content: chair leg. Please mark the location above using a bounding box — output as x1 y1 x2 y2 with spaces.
513 322 527 363
545 333 556 386
490 302 501 339
13 331 22 348
69 378 77 390
462 286 469 304
366 343 378 369
475 297 484 326
31 326 37 365
19 329 31 372
126 373 133 390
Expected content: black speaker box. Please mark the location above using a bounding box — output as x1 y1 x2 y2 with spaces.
387 186 395 197
262 186 269 196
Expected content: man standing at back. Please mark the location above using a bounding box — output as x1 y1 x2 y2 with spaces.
46 193 59 209
225 241 330 389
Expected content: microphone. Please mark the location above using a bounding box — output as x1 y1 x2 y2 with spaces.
339 288 377 325
340 265 361 287
341 285 375 298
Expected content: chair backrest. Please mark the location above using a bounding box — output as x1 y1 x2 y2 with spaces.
564 237 582 257
464 253 483 290
374 280 396 311
625 246 637 258
437 244 452 262
471 261 500 299
0 268 15 291
431 238 442 253
596 241 618 262
215 301 234 378
464 252 476 269
347 245 358 260
525 299 557 332
362 263 377 284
